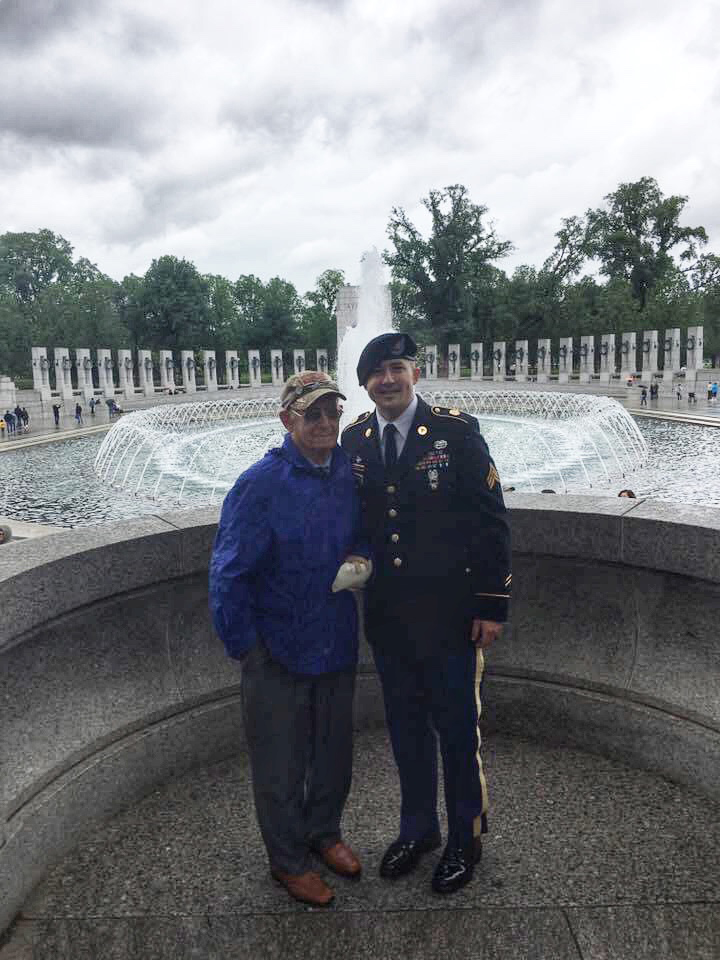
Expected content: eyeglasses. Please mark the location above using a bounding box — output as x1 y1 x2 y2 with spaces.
291 405 343 422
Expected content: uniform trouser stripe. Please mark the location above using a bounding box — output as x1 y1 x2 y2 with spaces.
473 646 489 838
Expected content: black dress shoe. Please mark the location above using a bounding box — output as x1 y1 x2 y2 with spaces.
379 833 442 879
431 838 482 895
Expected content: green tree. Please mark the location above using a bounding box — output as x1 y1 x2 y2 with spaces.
140 255 210 351
586 177 708 309
299 268 345 353
206 274 240 349
384 184 513 348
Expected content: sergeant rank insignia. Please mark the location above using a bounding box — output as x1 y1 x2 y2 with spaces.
486 464 500 490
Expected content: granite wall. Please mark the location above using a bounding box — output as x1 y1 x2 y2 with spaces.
2 496 720 935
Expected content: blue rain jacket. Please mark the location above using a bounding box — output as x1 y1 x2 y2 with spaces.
209 434 367 675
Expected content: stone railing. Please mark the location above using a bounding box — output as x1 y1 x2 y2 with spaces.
2 497 720 935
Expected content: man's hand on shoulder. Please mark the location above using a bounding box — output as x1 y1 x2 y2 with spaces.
471 619 503 649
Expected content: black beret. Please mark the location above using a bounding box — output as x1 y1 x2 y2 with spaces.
356 333 417 386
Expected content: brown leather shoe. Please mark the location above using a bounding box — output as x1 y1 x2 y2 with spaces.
271 869 334 907
319 841 362 879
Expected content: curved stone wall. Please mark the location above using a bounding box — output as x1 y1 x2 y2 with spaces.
2 496 720 935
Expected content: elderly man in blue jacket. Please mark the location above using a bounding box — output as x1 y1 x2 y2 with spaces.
210 371 370 908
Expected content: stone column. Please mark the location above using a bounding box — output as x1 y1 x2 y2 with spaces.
204 351 218 393
447 343 461 380
54 348 75 401
492 342 506 382
271 350 284 385
316 349 329 376
293 350 305 375
598 334 615 384
96 349 114 398
31 347 52 400
684 326 704 397
247 350 261 387
558 338 573 383
514 340 528 382
536 339 551 382
0 376 17 410
470 343 483 381
181 350 196 394
641 330 658 384
335 285 359 342
118 349 135 400
159 351 175 392
423 345 438 380
663 328 681 373
75 349 95 401
137 350 154 397
620 332 636 380
579 336 594 382
225 351 239 389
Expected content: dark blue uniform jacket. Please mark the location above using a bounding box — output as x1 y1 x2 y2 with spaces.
209 434 366 675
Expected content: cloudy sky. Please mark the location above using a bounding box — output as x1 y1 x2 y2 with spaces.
1 0 718 293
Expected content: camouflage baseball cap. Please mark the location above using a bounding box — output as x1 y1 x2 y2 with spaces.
279 371 346 412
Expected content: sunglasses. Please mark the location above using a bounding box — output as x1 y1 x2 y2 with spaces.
291 405 343 422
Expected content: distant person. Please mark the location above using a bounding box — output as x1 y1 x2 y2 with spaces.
21 408 29 429
52 404 61 427
707 381 713 401
4 410 15 435
713 382 718 403
0 416 5 437
75 403 83 426
89 397 96 415
640 387 648 406
676 383 683 403
688 387 697 404
618 489 637 498
0 523 12 545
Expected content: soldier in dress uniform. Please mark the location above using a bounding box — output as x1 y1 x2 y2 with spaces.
341 332 511 895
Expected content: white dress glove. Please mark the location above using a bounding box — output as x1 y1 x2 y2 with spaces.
331 557 373 592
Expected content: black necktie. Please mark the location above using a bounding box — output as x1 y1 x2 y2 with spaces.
384 423 398 470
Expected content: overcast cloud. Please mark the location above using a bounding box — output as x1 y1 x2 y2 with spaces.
1 0 718 292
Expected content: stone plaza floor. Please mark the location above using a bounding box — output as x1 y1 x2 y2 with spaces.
2 727 720 960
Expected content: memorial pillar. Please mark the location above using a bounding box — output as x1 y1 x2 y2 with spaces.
598 334 615 385
136 350 154 397
470 343 483 381
31 347 52 401
246 350 261 387
492 342 506 382
181 350 197 394
536 339 551 382
118 349 135 400
685 326 704 396
423 345 438 380
641 330 658 385
75 349 95 401
271 350 284 385
558 338 573 383
159 351 175 392
620 332 637 381
293 350 305 375
225 351 239 389
315 349 329 376
447 343 461 380
95 349 113 398
660 328 681 396
54 347 75 402
579 335 595 383
204 351 218 393
514 340 528 382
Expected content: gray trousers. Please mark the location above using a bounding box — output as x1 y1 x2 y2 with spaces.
241 642 356 875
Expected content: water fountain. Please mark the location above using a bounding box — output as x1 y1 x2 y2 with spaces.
93 248 648 502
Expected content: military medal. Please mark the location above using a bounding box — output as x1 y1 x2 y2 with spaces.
434 440 447 450
428 468 439 491
417 425 428 436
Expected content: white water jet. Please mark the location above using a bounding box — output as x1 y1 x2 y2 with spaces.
336 248 393 424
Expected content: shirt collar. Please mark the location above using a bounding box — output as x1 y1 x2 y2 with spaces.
375 392 418 443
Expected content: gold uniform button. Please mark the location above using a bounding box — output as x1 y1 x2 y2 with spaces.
386 484 396 494
393 557 403 568
465 567 472 573
388 508 398 518
391 533 400 543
